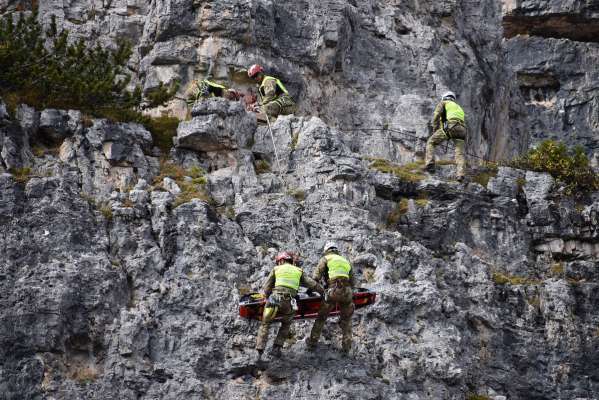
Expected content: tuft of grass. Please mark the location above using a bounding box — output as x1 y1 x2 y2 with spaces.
99 203 113 220
69 366 98 385
287 188 306 202
224 206 236 219
368 158 425 183
153 161 214 208
31 145 46 157
9 167 32 183
145 115 179 155
290 131 300 150
436 159 456 166
471 163 498 187
363 267 376 283
254 159 271 174
386 198 409 226
173 182 214 208
80 192 96 206
153 160 186 184
492 271 538 286
516 176 526 192
466 395 490 400
415 193 429 208
550 262 564 276
122 198 134 208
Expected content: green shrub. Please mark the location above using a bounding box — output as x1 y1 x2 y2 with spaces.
0 11 175 119
99 203 113 220
145 116 180 154
510 140 599 196
386 198 409 226
9 167 31 183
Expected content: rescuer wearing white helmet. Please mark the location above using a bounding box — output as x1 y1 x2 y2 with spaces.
424 91 467 181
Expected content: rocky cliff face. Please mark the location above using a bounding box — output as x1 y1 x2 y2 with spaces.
1 1 599 400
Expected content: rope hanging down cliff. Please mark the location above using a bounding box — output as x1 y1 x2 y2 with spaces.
258 91 302 249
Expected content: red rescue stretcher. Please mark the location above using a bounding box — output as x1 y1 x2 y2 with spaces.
239 288 376 321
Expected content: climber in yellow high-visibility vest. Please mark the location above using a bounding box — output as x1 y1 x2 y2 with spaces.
307 241 356 355
247 64 297 120
425 91 467 181
255 252 323 360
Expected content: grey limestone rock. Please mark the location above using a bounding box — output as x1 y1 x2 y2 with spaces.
523 171 555 226
2 1 599 400
487 166 525 198
175 98 256 152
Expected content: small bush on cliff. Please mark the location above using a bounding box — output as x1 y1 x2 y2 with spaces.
0 11 175 118
510 140 599 196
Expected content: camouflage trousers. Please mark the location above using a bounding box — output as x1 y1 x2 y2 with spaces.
308 281 354 352
261 94 297 119
425 121 466 177
255 292 295 351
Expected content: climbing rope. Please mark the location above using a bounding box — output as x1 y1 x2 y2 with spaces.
257 93 302 249
339 125 526 168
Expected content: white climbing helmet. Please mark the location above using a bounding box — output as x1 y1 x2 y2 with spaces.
323 241 338 254
442 91 456 101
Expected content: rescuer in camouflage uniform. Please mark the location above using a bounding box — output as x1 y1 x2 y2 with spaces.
247 64 297 119
185 79 240 106
307 242 356 354
256 252 323 359
425 91 467 181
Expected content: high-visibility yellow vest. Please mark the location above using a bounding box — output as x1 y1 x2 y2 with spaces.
445 101 465 122
274 263 302 290
325 254 351 280
260 76 289 96
204 80 226 90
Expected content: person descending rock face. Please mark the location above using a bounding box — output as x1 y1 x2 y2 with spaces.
185 79 241 106
247 64 297 121
255 252 323 360
307 242 355 355
425 91 467 181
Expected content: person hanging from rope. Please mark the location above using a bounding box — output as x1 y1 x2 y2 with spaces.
247 64 297 122
425 91 467 182
255 252 324 360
